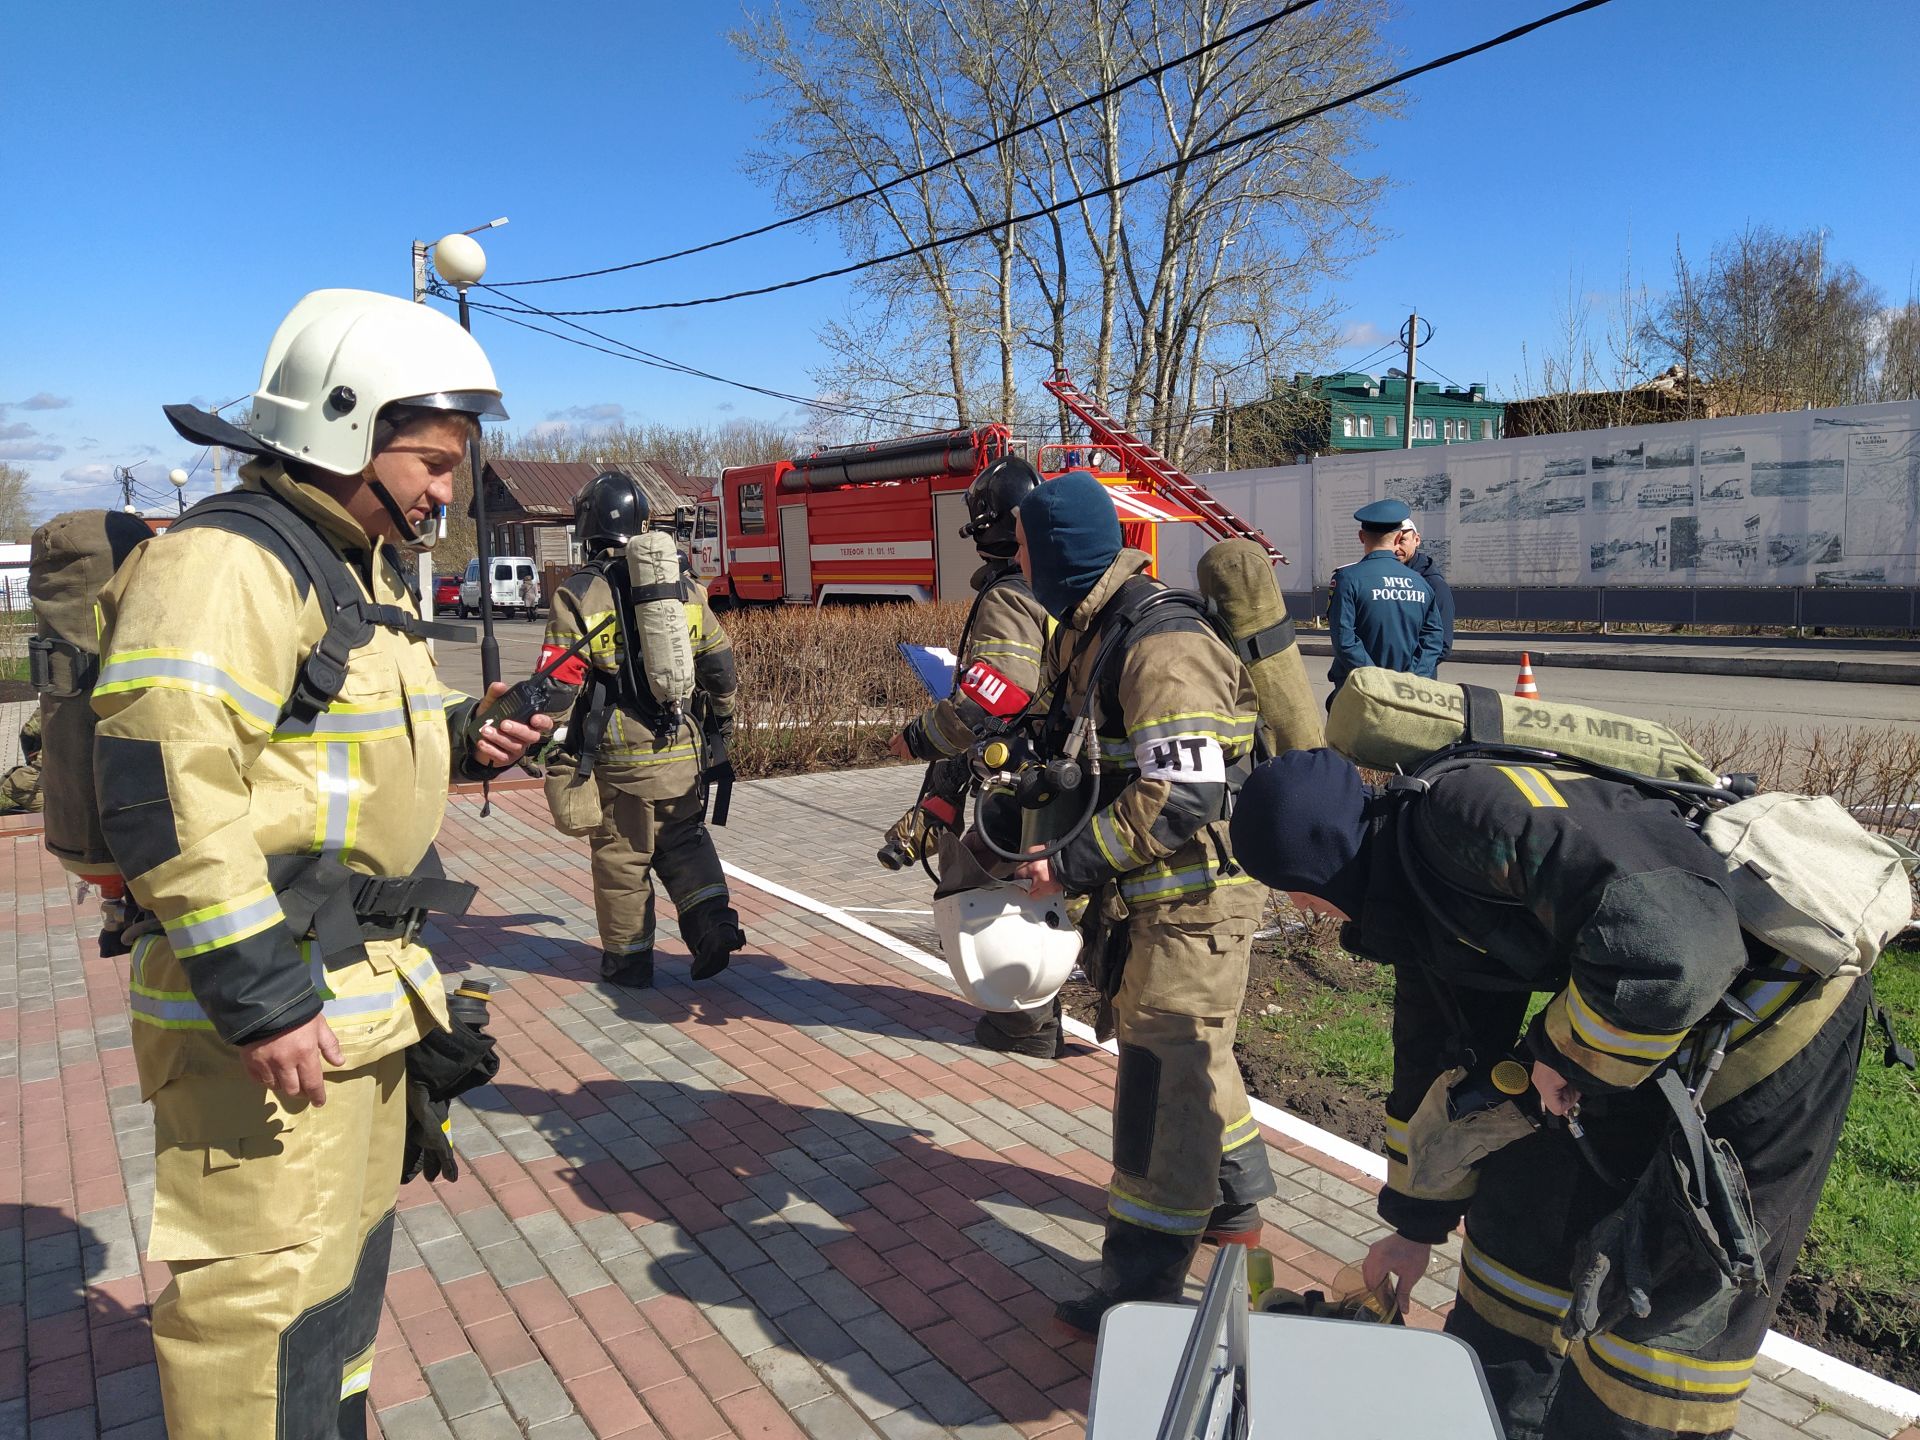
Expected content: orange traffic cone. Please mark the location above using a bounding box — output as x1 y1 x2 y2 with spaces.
1514 653 1540 699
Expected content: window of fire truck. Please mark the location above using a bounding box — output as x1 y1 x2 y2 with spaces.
738 482 766 532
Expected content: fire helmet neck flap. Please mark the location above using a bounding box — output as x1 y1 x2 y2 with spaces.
170 289 508 551
960 455 1042 560
932 882 1080 1012
574 471 652 554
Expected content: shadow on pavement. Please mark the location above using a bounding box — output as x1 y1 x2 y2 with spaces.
459 1062 1106 1429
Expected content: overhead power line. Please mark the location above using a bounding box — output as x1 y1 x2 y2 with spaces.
495 0 1327 289
515 0 1614 317
453 282 964 432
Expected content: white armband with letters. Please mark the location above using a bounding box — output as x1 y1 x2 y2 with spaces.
1134 734 1226 783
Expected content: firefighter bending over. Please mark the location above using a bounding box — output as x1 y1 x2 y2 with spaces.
1007 472 1278 1339
542 471 745 987
93 290 546 1437
885 454 1056 1057
1232 748 1878 1440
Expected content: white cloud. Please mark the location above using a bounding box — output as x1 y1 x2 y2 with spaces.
0 438 64 462
21 393 71 411
0 422 35 440
544 402 625 426
1338 320 1394 350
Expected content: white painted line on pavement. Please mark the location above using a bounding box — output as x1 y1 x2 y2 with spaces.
719 858 1920 1423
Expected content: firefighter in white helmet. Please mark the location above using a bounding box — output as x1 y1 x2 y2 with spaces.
93 288 547 1438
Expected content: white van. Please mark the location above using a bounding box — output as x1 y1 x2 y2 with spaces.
459 556 540 619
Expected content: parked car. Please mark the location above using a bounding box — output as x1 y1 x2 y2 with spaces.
458 556 541 619
432 573 461 610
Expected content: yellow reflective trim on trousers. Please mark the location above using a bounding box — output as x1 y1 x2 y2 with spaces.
95 648 283 730
1456 1265 1566 1352
1495 765 1567 808
1221 1113 1262 1152
1461 1236 1571 1316
340 1361 374 1400
1586 1332 1754 1395
1107 1182 1211 1235
1571 1343 1746 1433
1566 979 1688 1060
167 884 283 959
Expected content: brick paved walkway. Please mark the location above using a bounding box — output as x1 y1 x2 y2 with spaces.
2 767 1916 1439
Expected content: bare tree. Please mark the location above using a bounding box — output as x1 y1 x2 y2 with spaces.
0 462 31 543
732 0 1395 464
1641 225 1885 414
1876 299 1920 402
490 417 806 475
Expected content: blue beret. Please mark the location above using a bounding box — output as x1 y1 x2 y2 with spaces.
1354 498 1412 530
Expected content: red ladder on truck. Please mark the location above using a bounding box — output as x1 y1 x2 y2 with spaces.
1042 367 1286 564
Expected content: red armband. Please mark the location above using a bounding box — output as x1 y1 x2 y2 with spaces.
537 646 590 686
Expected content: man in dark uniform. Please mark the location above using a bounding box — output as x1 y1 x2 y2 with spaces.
1328 498 1444 696
1394 519 1455 671
1231 749 1874 1440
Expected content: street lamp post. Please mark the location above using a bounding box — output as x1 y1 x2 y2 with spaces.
432 231 501 690
168 467 189 517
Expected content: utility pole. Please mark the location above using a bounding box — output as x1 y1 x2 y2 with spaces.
1401 311 1419 449
114 462 142 511
411 240 430 305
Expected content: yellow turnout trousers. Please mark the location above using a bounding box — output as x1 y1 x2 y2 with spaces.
148 1051 406 1440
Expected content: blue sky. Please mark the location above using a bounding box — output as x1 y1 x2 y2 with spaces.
3 0 1915 519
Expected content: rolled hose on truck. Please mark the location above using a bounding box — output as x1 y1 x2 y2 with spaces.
1194 538 1323 756
1325 665 1722 785
625 531 695 713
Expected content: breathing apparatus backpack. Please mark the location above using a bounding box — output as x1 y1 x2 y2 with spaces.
1329 669 1917 981
28 493 473 900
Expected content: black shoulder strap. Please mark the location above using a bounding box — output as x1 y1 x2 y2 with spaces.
175 490 470 721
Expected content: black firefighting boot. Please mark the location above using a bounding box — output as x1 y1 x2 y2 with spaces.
600 948 655 989
1200 1202 1264 1247
974 994 1065 1059
1054 1218 1199 1342
680 898 746 981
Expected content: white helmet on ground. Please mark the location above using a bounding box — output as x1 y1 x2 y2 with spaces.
933 884 1081 1013
248 289 506 477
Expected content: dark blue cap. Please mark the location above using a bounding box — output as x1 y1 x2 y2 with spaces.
1354 498 1412 531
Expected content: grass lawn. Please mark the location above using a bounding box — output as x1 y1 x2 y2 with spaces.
1802 946 1920 1311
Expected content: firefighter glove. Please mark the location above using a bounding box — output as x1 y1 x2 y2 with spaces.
402 1082 459 1185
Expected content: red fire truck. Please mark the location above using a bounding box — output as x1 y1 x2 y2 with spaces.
703 370 1281 606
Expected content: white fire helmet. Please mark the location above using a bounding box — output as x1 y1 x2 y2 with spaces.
248 289 507 480
932 883 1081 1012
